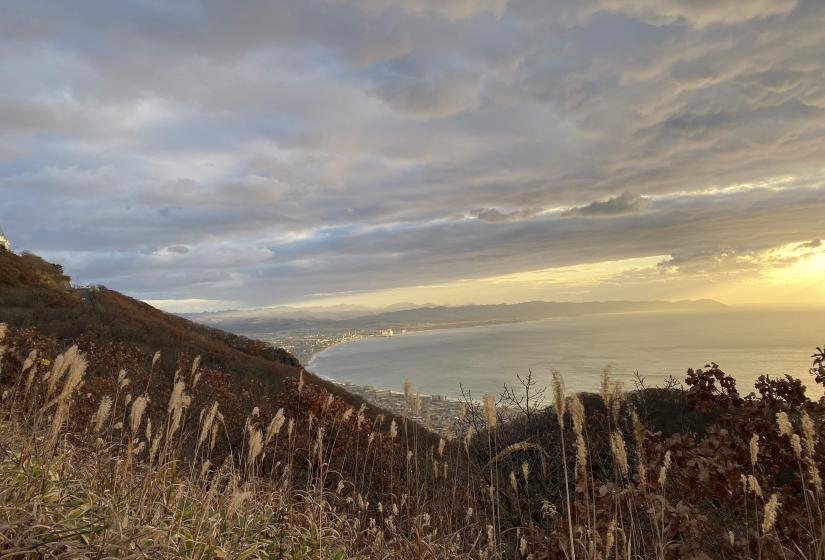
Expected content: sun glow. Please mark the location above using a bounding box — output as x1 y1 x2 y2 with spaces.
285 240 825 311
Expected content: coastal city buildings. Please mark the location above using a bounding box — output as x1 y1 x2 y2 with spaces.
333 381 463 438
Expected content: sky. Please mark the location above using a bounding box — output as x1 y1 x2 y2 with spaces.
1 0 824 312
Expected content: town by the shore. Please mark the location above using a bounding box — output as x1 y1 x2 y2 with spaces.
330 380 464 438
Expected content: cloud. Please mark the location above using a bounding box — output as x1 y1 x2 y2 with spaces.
469 207 544 223
598 0 798 27
351 0 508 20
1 0 825 308
656 238 825 278
370 63 481 118
796 239 822 250
166 245 190 254
563 193 652 217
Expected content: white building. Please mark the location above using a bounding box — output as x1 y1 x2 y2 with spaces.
0 226 9 251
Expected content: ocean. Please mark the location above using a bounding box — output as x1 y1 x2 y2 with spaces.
307 308 824 399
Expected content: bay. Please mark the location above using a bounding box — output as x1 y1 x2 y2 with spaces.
307 308 824 399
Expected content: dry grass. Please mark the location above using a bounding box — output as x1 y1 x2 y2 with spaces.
0 325 484 559
2 322 825 559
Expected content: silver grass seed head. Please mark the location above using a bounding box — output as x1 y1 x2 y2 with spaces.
22 349 38 373
227 483 252 516
483 393 497 428
762 494 781 533
247 427 263 467
129 395 149 436
747 474 763 498
265 407 285 444
808 460 823 493
791 434 802 458
801 411 817 452
551 371 565 427
658 450 672 486
610 430 629 477
167 379 190 413
199 402 220 448
749 433 759 466
600 366 612 407
776 411 792 437
92 396 113 434
568 394 585 434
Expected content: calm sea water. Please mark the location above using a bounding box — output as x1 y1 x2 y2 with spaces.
307 309 824 398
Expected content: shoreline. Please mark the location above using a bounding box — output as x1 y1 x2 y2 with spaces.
303 306 733 366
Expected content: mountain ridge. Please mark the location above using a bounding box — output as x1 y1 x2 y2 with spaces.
188 298 727 334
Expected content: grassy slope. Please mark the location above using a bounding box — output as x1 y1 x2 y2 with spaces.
0 249 387 450
0 248 369 395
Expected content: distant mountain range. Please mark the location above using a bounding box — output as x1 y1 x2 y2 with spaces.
184 301 431 321
186 299 727 334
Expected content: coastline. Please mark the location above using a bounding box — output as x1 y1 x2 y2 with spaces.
304 306 725 366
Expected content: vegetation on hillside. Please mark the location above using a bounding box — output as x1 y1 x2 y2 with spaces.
3 250 825 558
0 248 374 450
2 318 825 558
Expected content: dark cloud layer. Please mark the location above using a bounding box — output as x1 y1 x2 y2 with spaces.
1 0 824 306
563 193 651 217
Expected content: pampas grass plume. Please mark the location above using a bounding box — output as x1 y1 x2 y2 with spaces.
747 474 763 498
247 427 263 468
762 493 781 533
265 407 285 445
610 430 629 477
483 393 496 428
658 450 672 486
777 411 792 437
791 434 802 458
129 395 149 436
198 402 219 448
228 483 252 516
749 433 759 466
91 396 113 434
551 372 565 427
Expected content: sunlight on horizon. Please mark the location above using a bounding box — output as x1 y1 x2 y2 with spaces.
146 241 825 313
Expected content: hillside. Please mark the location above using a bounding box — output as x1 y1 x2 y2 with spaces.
0 249 297 371
0 249 375 439
2 248 825 558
